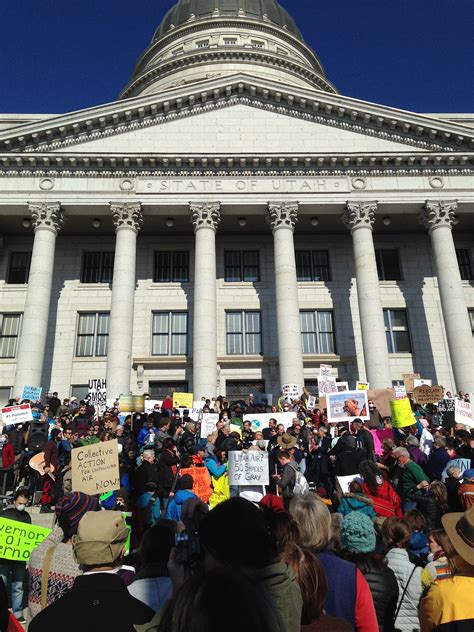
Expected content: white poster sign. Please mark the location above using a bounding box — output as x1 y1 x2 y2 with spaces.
413 379 432 388
200 413 220 438
394 385 407 400
189 401 205 421
455 400 473 427
319 364 333 376
144 400 163 414
282 384 301 402
1 404 33 426
337 382 349 392
243 412 294 431
307 395 317 409
228 451 269 486
318 376 338 396
327 390 370 423
87 378 107 413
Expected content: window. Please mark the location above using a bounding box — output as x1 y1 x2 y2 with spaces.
251 40 265 48
75 313 109 357
224 251 259 282
469 309 474 335
7 252 31 284
152 312 188 356
376 250 402 281
295 250 330 282
0 314 22 358
149 382 189 398
196 39 209 48
71 385 89 402
226 380 265 400
384 309 411 353
0 387 12 405
223 38 237 46
172 47 184 55
300 311 335 354
154 252 189 283
226 311 262 355
456 249 473 280
81 252 114 283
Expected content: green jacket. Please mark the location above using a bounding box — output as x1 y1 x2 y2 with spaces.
400 459 428 497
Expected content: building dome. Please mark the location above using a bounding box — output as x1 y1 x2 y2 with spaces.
120 0 336 99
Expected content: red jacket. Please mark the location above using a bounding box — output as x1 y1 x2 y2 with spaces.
1 443 15 468
362 479 403 517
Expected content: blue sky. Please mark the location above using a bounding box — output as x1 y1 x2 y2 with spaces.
0 0 472 114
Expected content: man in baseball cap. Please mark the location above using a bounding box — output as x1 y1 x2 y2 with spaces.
29 512 154 631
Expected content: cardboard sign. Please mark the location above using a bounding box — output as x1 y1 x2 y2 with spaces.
367 388 397 419
0 518 51 562
87 379 107 413
414 379 432 388
20 386 42 402
71 439 120 496
369 428 395 456
319 365 333 376
438 398 456 428
200 413 220 438
282 384 301 402
413 385 444 405
394 385 407 400
173 392 194 409
318 376 338 396
243 412 294 431
356 382 370 391
1 404 33 426
228 451 269 486
179 467 213 503
390 398 416 428
326 390 369 423
455 400 473 427
403 373 421 393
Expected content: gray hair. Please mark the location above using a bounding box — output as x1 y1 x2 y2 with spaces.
142 449 155 460
392 447 409 459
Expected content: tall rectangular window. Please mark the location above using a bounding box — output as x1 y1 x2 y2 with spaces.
152 312 188 356
300 311 335 354
0 314 22 358
469 309 474 335
75 313 109 357
226 311 262 355
456 249 473 280
384 309 411 353
375 250 402 281
81 252 114 283
295 251 330 281
224 251 260 282
7 252 31 284
154 252 189 283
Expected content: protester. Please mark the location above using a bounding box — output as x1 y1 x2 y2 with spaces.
458 468 474 509
421 529 457 587
164 474 197 522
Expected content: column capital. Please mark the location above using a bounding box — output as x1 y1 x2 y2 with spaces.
419 200 458 233
342 201 377 232
110 202 143 233
29 203 64 234
189 202 221 232
267 202 298 232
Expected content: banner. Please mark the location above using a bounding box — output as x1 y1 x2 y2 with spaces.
1 404 33 426
326 390 369 423
438 398 456 428
413 385 444 405
200 413 219 438
369 428 394 456
356 381 370 391
71 439 121 496
455 400 473 427
0 518 51 562
390 398 416 428
173 392 194 409
20 386 42 401
243 412 294 431
87 379 107 413
228 451 269 486
403 373 421 393
318 376 338 396
367 388 396 418
281 384 301 402
179 467 213 503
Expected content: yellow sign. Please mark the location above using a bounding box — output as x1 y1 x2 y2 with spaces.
119 395 134 413
172 392 193 409
356 381 370 391
0 518 51 561
390 398 416 428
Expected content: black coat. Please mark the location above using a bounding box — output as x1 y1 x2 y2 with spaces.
29 573 154 632
408 489 447 530
330 433 360 476
157 449 180 494
134 460 160 497
364 567 399 632
178 430 196 456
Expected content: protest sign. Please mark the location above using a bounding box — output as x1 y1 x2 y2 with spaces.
336 475 363 495
132 395 145 412
356 381 369 391
199 413 219 438
390 398 416 428
413 385 444 405
441 458 471 481
337 382 349 392
455 400 473 427
144 399 162 414
282 384 301 402
87 379 107 413
319 364 332 376
179 467 213 503
173 392 193 409
119 395 134 413
318 376 338 396
230 423 242 437
307 395 317 410
1 404 33 426
243 412 294 431
0 518 51 562
369 428 394 456
326 390 369 423
228 451 269 486
252 393 273 407
403 373 421 393
20 386 42 402
413 379 432 388
367 388 396 418
71 439 120 496
394 385 407 400
438 398 456 428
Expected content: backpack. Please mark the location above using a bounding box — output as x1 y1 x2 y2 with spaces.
289 462 309 495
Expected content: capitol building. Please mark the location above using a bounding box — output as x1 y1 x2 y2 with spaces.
0 0 473 403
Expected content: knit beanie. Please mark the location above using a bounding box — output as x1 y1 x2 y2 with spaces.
341 512 376 553
55 492 100 540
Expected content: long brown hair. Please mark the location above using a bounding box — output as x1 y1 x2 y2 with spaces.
429 529 459 574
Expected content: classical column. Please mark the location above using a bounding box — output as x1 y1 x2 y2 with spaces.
190 203 221 399
13 203 64 395
105 202 143 399
267 202 305 390
419 201 473 392
342 201 392 388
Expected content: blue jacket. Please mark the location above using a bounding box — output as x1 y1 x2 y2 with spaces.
204 456 227 479
409 531 429 559
138 426 155 448
337 493 377 519
165 490 197 522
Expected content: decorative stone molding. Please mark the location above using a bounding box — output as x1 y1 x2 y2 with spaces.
110 202 143 233
267 202 298 231
189 202 221 231
342 201 377 232
29 203 64 234
419 200 458 233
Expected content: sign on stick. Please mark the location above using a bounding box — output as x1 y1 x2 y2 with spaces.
71 439 120 496
20 386 42 402
1 404 33 426
390 399 416 428
87 379 107 413
173 392 194 409
326 390 369 423
228 451 269 486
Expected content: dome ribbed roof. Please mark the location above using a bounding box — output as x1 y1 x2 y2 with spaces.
154 0 303 41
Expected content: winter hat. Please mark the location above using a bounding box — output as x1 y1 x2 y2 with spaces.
55 492 100 539
341 512 376 553
463 469 474 481
178 474 194 490
73 511 129 566
260 493 285 513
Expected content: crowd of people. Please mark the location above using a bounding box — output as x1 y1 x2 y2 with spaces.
0 386 473 631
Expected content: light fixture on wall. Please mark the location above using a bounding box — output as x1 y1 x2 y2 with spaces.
383 216 391 226
238 217 247 227
22 218 31 228
311 217 319 226
166 218 174 227
92 218 101 229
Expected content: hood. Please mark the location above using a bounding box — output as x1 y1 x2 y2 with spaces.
410 531 428 551
342 492 373 506
252 561 296 591
173 490 196 506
